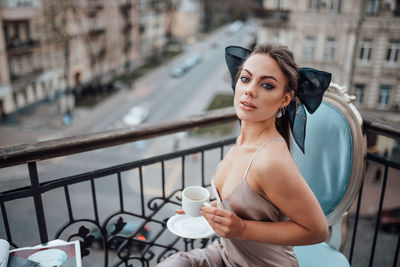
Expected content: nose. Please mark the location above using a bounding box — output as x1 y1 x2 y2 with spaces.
244 82 257 97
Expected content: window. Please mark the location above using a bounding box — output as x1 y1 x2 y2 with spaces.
41 82 47 98
354 84 365 105
378 85 391 108
38 51 43 68
24 21 30 41
32 83 37 99
310 0 320 10
13 92 18 108
14 23 20 40
367 0 380 15
8 58 15 77
360 39 373 63
328 0 341 13
47 52 52 68
386 40 399 64
54 51 59 65
3 25 9 43
395 0 400 16
28 54 34 71
22 89 28 103
34 23 40 41
304 36 316 61
324 37 336 62
18 56 24 76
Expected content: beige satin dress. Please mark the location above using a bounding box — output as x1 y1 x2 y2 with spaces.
158 138 299 267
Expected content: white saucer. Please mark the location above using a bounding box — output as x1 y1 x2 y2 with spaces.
167 214 215 239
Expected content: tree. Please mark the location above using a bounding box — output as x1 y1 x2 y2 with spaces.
41 0 74 114
41 0 110 104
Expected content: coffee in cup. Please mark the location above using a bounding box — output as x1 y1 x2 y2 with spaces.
182 186 210 217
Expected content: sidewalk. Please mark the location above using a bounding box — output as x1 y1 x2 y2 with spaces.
0 90 126 147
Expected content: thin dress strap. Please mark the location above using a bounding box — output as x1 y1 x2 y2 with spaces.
242 137 285 181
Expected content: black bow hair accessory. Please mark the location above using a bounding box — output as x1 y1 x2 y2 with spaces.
225 45 332 153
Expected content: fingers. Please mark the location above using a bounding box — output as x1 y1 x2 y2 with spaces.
202 205 229 217
204 213 236 238
209 200 217 207
208 221 228 236
201 206 233 228
203 211 231 225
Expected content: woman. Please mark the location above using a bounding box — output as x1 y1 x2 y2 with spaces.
158 43 331 267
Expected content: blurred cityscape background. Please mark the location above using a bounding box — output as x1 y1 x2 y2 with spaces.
0 0 399 149
0 0 399 266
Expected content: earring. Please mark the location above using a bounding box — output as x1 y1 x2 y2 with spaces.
276 106 287 118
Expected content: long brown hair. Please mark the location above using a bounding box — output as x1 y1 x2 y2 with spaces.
236 43 298 150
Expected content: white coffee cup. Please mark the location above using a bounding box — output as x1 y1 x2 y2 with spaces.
182 186 210 217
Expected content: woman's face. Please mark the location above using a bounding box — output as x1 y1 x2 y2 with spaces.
234 53 293 123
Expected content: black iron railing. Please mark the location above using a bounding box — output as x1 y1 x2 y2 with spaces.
0 107 399 266
0 108 237 266
346 114 400 267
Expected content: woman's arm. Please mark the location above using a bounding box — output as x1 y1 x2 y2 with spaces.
201 145 329 245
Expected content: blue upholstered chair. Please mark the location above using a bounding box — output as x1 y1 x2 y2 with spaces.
292 84 366 267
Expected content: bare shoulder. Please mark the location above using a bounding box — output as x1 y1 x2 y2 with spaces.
252 140 302 188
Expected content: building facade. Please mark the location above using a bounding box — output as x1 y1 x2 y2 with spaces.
0 0 141 121
0 0 61 121
137 0 170 58
257 0 400 115
171 0 201 40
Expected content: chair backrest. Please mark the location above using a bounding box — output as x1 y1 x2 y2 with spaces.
291 83 366 228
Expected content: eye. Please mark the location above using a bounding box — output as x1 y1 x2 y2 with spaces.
240 76 250 83
261 83 275 90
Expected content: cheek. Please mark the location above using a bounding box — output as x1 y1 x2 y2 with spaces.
261 94 280 107
233 86 242 105
256 93 284 116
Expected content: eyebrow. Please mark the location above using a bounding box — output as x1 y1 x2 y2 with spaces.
243 68 278 82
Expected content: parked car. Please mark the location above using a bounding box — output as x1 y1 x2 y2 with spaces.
170 53 203 78
123 105 149 126
183 53 202 70
170 66 186 77
380 207 400 233
91 221 151 253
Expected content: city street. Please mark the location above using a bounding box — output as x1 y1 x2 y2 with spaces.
0 22 254 266
0 22 255 187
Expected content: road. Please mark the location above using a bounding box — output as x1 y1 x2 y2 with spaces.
1 21 255 186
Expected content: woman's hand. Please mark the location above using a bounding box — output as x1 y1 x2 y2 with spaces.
201 202 246 239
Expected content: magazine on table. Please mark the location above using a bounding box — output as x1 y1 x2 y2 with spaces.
0 239 82 267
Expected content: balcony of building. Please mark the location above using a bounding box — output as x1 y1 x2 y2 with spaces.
89 47 106 67
252 7 290 27
0 0 38 20
6 38 39 55
9 67 42 87
122 22 133 34
86 1 103 17
0 106 399 266
119 2 132 13
123 40 132 53
88 27 106 38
